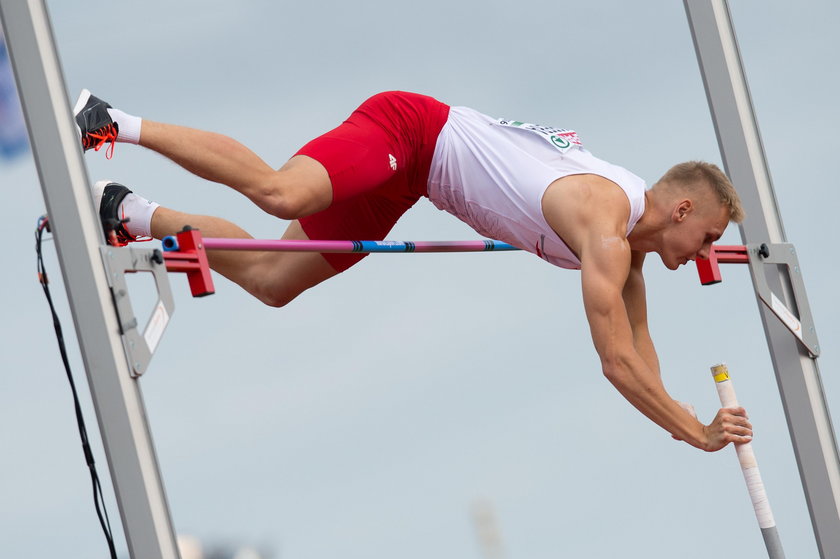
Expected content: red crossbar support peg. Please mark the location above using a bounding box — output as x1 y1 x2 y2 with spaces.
697 246 722 285
696 245 749 285
162 227 215 297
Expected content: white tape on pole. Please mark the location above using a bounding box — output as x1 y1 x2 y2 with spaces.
711 364 776 529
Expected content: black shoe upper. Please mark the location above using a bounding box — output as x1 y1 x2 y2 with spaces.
75 93 116 136
99 182 133 245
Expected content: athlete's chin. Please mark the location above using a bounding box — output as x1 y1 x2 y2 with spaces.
659 254 680 270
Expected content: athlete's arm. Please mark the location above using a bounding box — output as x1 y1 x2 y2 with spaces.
543 175 750 451
621 250 660 376
579 226 711 447
622 254 700 440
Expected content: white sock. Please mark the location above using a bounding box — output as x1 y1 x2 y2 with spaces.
107 108 142 144
120 193 160 238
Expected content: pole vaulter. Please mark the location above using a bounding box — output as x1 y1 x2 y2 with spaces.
3 0 837 558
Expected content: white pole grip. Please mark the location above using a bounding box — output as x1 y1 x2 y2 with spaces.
710 364 777 530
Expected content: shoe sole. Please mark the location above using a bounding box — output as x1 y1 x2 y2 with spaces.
73 89 92 141
92 179 117 211
72 88 92 116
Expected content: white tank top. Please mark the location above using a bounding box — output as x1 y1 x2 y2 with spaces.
427 106 647 269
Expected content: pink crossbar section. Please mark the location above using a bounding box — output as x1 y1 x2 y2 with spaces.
200 238 518 253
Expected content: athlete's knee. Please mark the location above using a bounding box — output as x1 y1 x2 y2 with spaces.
256 288 300 308
257 165 331 219
243 245 336 307
253 171 302 219
237 261 300 307
248 276 306 308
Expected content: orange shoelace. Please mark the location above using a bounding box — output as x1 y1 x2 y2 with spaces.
82 124 118 159
106 228 153 247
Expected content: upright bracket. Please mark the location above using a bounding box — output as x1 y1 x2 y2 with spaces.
98 226 216 377
748 243 819 358
697 243 820 357
100 246 175 378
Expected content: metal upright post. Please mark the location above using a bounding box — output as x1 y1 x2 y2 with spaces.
0 1 179 558
684 1 840 556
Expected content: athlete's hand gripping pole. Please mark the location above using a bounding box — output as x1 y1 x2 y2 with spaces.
710 363 785 558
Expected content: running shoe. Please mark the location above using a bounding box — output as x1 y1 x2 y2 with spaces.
74 89 119 157
93 180 137 246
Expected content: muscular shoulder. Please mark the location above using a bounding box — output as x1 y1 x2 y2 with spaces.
541 174 632 256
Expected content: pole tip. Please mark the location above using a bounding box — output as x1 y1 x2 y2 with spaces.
710 363 730 382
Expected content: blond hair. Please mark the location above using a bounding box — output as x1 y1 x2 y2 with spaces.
657 161 745 223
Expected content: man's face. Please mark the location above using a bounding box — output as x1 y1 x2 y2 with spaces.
659 201 730 270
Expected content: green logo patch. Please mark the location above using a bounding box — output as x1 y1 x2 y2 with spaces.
551 135 571 149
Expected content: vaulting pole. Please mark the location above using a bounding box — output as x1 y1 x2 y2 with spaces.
711 364 785 558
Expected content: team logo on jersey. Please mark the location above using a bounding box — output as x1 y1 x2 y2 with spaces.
551 135 571 149
497 119 582 153
389 154 398 171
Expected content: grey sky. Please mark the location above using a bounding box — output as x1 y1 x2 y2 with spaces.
2 1 838 557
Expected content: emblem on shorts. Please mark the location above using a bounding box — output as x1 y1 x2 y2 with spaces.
389 154 398 171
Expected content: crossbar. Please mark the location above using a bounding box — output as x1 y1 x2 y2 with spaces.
162 234 519 254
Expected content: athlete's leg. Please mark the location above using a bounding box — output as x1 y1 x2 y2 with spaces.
79 91 448 302
151 207 337 307
75 90 332 219
139 120 332 219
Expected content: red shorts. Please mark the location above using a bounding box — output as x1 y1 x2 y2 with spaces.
296 91 450 272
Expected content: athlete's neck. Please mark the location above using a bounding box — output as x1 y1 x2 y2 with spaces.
627 190 669 253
